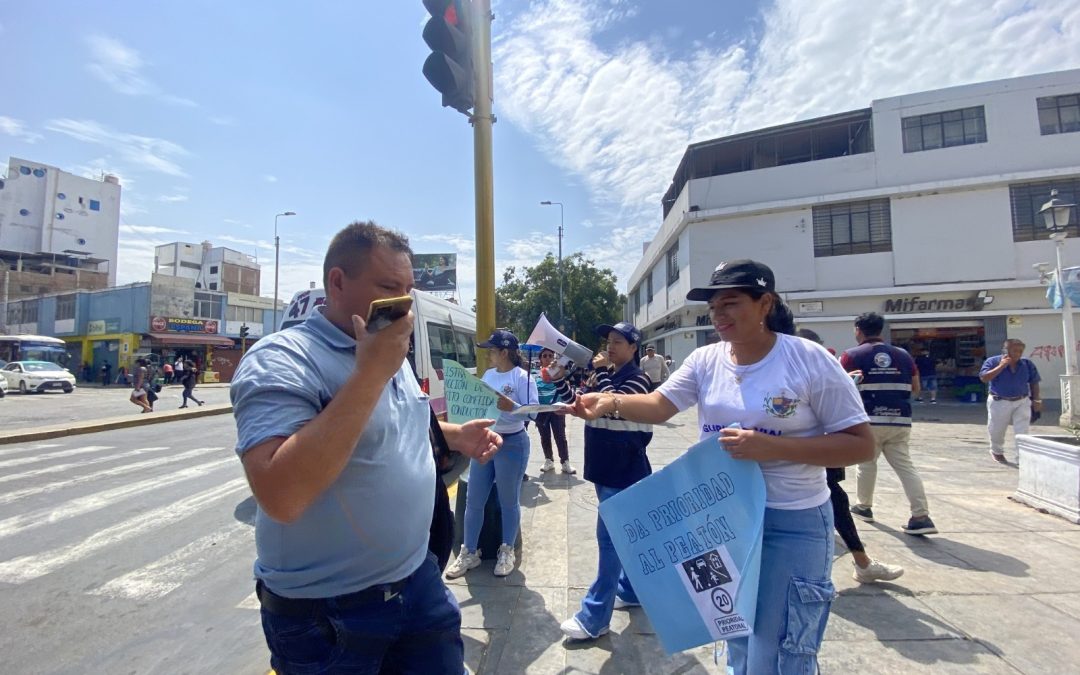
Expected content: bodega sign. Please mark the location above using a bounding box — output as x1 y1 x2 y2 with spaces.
883 290 993 314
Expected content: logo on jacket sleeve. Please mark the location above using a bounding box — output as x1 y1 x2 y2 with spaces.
873 352 893 368
763 389 799 418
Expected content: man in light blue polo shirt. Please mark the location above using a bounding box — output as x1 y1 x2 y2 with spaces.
980 338 1041 464
231 220 501 674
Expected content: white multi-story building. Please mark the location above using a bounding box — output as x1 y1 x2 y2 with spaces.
0 157 121 303
154 240 261 296
629 69 1080 401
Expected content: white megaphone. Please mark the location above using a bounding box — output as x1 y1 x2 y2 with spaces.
527 313 593 367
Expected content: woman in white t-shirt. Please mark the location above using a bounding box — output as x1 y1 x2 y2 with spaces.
445 329 538 580
571 260 873 674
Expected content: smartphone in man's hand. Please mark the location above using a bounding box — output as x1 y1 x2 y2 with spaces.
366 295 413 333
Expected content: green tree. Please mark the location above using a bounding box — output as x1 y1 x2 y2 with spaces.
495 253 625 352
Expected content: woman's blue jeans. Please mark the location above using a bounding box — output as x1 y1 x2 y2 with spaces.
463 430 530 551
574 484 640 637
727 502 836 675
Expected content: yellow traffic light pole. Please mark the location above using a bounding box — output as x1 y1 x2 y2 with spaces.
471 0 495 373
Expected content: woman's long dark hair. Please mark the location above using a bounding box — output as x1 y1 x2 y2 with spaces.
745 289 796 336
506 348 523 369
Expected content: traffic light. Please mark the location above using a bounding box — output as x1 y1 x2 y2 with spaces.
239 324 250 339
422 0 475 114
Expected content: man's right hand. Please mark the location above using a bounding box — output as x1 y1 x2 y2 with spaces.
999 355 1014 368
351 312 414 383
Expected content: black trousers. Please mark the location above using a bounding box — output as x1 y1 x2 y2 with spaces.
827 467 864 554
535 412 569 462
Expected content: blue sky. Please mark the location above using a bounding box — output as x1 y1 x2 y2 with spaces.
2 0 1078 307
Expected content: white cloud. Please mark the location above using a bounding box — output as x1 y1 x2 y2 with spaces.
85 35 197 107
47 119 189 177
263 175 278 183
209 115 235 126
495 0 1080 288
157 194 188 203
119 224 188 235
0 116 43 144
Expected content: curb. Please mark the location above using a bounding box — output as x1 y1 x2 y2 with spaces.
0 404 234 445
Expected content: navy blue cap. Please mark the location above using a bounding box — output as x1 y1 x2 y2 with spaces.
596 322 641 345
477 329 519 350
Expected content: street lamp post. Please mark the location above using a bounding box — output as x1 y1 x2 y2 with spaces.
273 211 296 332
1040 189 1077 425
540 201 565 330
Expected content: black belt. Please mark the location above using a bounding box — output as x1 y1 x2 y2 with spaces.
502 429 527 437
990 394 1027 402
256 575 411 618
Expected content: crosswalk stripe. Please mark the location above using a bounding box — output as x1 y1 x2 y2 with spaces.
0 478 248 584
0 446 168 486
91 521 251 601
236 592 261 610
0 446 221 506
0 442 62 457
0 445 115 470
0 457 237 540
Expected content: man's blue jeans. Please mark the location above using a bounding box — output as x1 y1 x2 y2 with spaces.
260 554 464 674
575 483 639 637
726 503 836 675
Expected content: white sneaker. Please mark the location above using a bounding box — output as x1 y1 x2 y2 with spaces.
561 460 577 475
852 559 905 583
541 458 556 472
560 616 609 641
493 544 516 577
613 597 641 610
445 549 481 579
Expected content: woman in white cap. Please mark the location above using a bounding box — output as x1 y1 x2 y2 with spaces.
552 321 653 641
445 329 538 579
570 260 874 674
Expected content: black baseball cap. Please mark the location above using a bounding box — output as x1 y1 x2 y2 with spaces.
686 259 776 301
477 329 519 350
595 321 642 345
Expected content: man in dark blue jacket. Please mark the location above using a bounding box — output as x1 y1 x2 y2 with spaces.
841 312 937 536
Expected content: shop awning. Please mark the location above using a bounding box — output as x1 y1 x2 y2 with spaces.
145 333 235 347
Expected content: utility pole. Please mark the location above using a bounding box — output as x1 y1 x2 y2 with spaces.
471 0 495 371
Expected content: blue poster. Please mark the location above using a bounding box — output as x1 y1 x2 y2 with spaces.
598 436 767 654
442 359 503 424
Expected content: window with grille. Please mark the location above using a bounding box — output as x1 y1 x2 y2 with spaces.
902 106 986 152
1009 178 1080 242
193 292 224 320
55 294 76 321
813 199 893 257
1037 94 1080 136
666 242 680 285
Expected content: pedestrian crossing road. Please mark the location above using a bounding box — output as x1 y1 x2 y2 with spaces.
0 416 271 675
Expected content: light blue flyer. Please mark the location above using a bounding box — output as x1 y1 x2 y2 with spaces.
598 435 767 654
442 359 503 424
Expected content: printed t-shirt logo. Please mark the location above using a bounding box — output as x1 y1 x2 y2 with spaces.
874 352 893 368
502 384 514 396
763 388 799 418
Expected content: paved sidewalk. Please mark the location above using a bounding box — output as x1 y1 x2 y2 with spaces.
448 404 1080 674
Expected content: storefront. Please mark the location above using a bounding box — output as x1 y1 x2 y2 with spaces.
144 316 234 381
889 321 988 401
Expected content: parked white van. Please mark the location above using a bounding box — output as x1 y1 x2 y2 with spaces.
280 288 476 418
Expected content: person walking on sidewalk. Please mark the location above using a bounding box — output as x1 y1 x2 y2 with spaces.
100 361 112 387
162 360 174 386
980 339 1041 464
445 329 537 579
230 220 502 674
179 360 204 408
536 348 575 475
796 329 904 584
841 312 938 536
551 321 653 643
569 260 874 673
915 348 938 404
129 359 152 413
639 344 669 392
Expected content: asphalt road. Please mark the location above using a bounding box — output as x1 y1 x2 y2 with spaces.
0 415 268 675
1 384 233 431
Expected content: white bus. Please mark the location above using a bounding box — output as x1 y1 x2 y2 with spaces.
0 335 70 367
280 288 477 418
